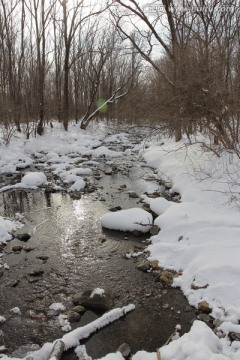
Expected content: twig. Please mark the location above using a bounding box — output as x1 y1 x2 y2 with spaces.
156 348 161 360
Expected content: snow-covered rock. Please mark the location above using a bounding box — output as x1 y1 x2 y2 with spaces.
68 179 86 191
100 208 153 233
21 172 47 187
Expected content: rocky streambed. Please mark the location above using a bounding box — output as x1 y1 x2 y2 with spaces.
0 138 205 359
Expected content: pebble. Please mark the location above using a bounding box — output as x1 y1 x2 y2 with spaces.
12 245 23 252
28 268 44 276
16 233 31 242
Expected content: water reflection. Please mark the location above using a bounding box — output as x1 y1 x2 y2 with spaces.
73 200 85 221
1 190 30 216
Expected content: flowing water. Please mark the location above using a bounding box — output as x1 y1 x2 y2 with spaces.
0 147 197 359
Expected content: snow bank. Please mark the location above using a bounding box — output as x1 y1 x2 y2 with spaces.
137 136 240 358
149 197 174 215
98 320 240 360
100 208 153 233
142 140 240 322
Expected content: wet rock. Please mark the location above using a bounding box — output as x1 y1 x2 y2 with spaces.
119 184 127 189
132 230 142 237
150 225 160 236
160 271 173 286
213 319 224 328
12 245 23 252
150 260 159 270
185 306 193 312
49 340 65 360
86 186 97 193
36 255 49 261
28 268 44 276
68 311 81 323
191 283 209 290
72 288 113 311
15 233 31 242
197 313 211 322
7 279 20 287
27 310 45 321
128 191 139 199
198 301 212 314
142 203 150 211
105 169 113 175
28 278 39 283
147 192 161 198
118 343 131 359
11 344 40 358
0 243 6 252
229 332 240 341
70 193 82 200
99 237 107 244
163 303 169 310
137 261 150 272
72 305 86 314
24 247 35 252
109 206 122 212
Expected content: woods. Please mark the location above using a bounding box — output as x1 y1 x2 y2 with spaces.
0 0 240 153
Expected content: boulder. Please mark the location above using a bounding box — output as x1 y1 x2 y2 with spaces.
72 288 113 311
68 311 81 323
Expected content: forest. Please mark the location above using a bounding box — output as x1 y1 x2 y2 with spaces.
0 0 240 153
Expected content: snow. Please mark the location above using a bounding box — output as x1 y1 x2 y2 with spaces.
149 197 174 215
97 353 124 360
0 315 6 323
10 307 21 315
100 208 153 233
141 139 240 322
21 172 47 187
49 303 66 311
90 288 105 298
158 320 230 360
68 179 86 192
0 216 22 242
58 314 71 332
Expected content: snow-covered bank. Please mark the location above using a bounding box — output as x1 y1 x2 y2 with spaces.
138 136 240 358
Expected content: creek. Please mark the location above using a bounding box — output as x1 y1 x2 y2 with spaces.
0 139 197 359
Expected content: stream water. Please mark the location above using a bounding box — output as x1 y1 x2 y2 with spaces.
0 144 197 359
